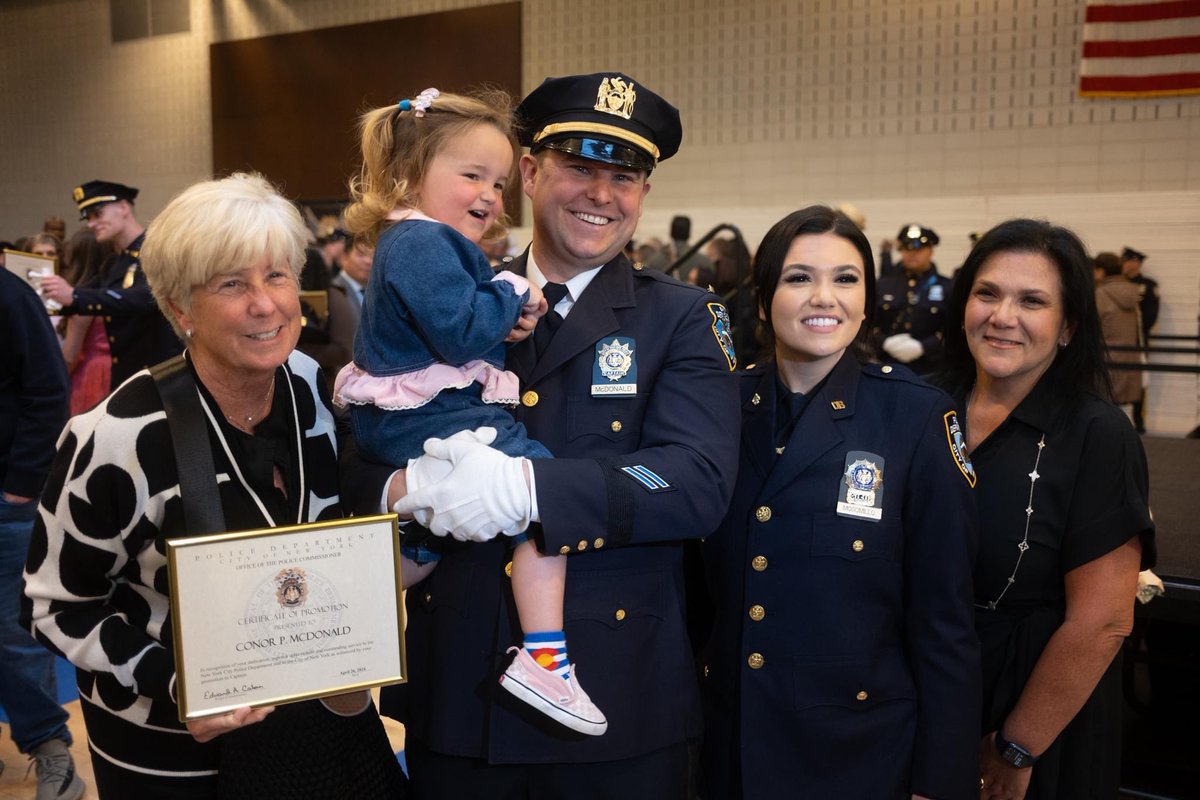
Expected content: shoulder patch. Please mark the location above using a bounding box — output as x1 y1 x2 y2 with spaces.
943 411 976 487
707 302 737 371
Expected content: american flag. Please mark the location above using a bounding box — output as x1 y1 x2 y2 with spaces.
1079 1 1200 97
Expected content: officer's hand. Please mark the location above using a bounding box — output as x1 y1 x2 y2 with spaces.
37 274 75 307
394 428 533 542
399 427 499 513
882 333 924 363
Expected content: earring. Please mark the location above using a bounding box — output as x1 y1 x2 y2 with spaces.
1057 340 1067 349
185 329 193 339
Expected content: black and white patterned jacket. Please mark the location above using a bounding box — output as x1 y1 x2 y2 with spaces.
21 351 340 775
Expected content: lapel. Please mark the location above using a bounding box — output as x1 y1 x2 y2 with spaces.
739 369 777 486
333 273 363 313
758 351 861 503
507 251 636 386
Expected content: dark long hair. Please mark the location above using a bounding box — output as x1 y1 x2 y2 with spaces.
753 205 876 357
62 229 109 288
938 218 1111 401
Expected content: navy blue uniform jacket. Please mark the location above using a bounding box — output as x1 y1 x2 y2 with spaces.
371 252 740 764
63 233 182 387
700 353 980 799
873 265 953 375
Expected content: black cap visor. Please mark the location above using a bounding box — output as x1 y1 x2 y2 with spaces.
537 136 655 172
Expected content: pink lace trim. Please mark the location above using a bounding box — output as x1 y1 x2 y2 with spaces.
334 361 520 410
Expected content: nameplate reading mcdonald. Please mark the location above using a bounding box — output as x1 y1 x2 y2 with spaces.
166 514 406 721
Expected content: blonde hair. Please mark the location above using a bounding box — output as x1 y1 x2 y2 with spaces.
140 172 307 337
345 87 519 247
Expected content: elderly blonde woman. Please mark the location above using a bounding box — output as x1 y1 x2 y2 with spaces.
22 174 405 799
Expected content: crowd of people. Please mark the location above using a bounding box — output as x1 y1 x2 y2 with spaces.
0 69 1158 800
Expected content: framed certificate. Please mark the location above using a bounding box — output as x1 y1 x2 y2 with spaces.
4 249 59 312
166 514 406 721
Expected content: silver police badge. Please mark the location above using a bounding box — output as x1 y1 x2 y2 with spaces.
837 451 886 521
598 339 633 381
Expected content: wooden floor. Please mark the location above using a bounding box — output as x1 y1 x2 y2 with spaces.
0 693 406 800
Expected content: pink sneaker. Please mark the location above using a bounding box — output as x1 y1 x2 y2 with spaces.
499 646 608 735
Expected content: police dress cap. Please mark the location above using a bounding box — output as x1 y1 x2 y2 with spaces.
73 180 138 219
896 223 939 249
516 72 682 172
1121 246 1147 261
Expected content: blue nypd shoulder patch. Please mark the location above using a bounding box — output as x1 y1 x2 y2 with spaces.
618 465 675 494
707 302 737 371
943 411 976 487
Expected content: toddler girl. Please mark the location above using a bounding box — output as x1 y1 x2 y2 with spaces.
334 87 607 736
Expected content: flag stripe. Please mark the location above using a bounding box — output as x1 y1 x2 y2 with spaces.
1086 1 1200 23
1081 1 1200 95
1083 34 1200 57
1081 71 1200 91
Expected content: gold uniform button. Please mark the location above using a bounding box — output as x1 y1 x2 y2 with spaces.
577 539 588 551
111 356 119 364
751 555 768 571
904 322 913 330
748 653 764 669
423 592 432 604
593 538 605 549
104 315 112 322
521 390 539 407
504 561 513 578
108 336 115 343
611 420 622 433
856 690 869 701
614 608 626 621
755 506 772 522
748 604 765 621
852 539 865 552
881 365 893 374
703 664 710 678
559 545 571 555
633 263 644 271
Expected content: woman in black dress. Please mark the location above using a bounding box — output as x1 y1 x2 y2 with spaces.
936 219 1155 799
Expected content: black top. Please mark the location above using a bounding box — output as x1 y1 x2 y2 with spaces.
954 372 1155 799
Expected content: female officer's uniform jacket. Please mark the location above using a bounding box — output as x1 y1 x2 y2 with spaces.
700 351 981 799
350 251 740 768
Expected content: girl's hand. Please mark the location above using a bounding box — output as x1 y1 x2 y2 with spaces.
505 297 548 343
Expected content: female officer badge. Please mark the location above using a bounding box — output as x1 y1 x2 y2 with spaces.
592 338 637 396
837 451 885 521
275 567 308 607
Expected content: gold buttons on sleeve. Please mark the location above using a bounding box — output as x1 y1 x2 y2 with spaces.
504 561 513 578
559 545 571 555
755 506 772 522
593 538 605 549
610 420 622 432
856 690 868 701
521 390 539 407
852 539 865 553
748 604 765 621
751 555 768 571
747 653 764 669
577 539 588 551
614 608 626 621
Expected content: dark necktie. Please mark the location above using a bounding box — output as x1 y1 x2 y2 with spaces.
534 282 569 358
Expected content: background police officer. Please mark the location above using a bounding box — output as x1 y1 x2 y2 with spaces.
40 180 182 388
873 223 952 375
1122 246 1158 433
347 72 740 799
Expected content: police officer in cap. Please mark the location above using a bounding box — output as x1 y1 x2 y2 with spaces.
40 181 182 388
872 223 952 375
1121 246 1158 432
345 73 739 799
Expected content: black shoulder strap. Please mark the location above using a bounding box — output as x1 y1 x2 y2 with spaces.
150 355 227 536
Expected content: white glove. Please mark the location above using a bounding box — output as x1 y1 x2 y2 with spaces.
401 427 499 507
394 428 532 542
882 333 924 363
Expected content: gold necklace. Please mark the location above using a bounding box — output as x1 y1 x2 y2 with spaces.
225 379 275 432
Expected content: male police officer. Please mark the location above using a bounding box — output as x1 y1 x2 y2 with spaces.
348 73 739 799
40 180 181 388
873 223 952 375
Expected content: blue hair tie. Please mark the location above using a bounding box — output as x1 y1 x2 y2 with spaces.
398 99 412 111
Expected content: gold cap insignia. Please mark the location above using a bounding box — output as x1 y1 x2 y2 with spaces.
594 76 636 120
73 186 84 203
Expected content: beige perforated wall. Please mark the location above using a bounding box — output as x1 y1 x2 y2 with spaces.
1 0 1197 431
